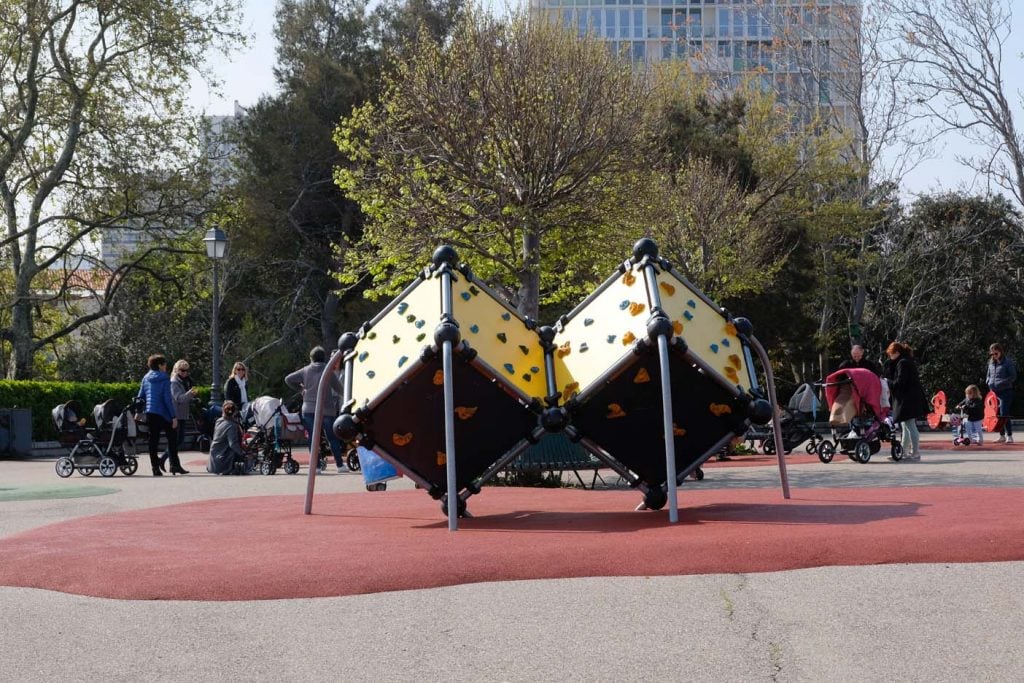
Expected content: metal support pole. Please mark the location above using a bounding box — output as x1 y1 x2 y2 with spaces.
748 335 791 499
657 334 679 523
303 349 344 515
443 338 458 531
210 260 222 405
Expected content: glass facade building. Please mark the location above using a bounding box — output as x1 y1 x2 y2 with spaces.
531 0 860 130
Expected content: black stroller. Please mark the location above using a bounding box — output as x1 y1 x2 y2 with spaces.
53 399 140 478
745 383 826 455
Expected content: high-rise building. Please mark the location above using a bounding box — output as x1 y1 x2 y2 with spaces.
531 0 861 132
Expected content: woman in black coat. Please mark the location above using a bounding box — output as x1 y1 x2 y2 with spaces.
886 341 929 461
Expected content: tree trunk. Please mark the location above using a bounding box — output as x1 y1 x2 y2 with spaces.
321 291 340 350
518 228 541 320
10 297 35 379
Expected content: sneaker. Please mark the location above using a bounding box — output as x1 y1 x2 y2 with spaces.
996 436 1006 443
1007 436 1015 444
337 465 347 474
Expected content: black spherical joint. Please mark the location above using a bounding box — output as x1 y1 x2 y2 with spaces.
434 320 461 347
540 406 569 432
646 314 674 342
732 317 753 337
632 238 659 262
431 245 458 268
537 325 556 344
333 414 360 441
337 332 359 353
748 398 773 426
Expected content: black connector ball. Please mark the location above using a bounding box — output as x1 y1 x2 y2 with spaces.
540 406 569 432
646 314 674 341
632 237 659 261
537 325 556 343
749 398 773 426
434 320 461 347
733 317 753 337
337 332 359 352
431 245 458 268
333 414 359 441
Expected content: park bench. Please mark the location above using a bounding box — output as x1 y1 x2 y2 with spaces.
506 432 606 489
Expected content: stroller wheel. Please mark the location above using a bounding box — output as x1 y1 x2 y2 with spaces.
761 439 775 455
79 466 95 477
55 457 74 478
890 443 904 461
259 460 274 476
367 482 387 492
816 440 835 464
317 456 327 474
693 467 705 481
284 459 300 475
854 441 872 464
805 441 817 455
98 456 118 477
119 457 138 476
346 449 361 472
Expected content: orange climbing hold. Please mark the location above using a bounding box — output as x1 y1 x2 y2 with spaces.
622 331 636 346
622 271 636 286
432 370 444 386
672 320 683 335
454 406 478 420
633 368 651 384
557 341 572 358
628 302 645 316
659 282 676 296
709 403 732 416
392 432 413 446
606 403 627 419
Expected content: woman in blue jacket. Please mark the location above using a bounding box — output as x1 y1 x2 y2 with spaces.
138 354 188 476
987 343 1017 443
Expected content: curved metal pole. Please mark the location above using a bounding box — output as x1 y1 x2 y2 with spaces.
748 335 791 499
303 349 344 514
657 334 679 523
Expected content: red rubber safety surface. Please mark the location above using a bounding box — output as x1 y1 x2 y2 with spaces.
1 487 1022 601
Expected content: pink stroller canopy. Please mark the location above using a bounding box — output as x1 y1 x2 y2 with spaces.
824 368 883 419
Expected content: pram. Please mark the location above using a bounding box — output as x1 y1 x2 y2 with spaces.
744 383 826 455
53 399 140 478
241 396 305 475
817 368 903 464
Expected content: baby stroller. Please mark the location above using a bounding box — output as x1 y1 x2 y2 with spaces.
817 368 903 464
53 399 140 478
241 396 304 475
746 383 826 455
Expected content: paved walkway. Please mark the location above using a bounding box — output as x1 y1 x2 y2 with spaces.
2 433 1022 681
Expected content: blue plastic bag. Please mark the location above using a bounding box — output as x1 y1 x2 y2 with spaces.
359 447 399 485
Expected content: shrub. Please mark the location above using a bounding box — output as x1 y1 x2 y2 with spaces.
0 381 211 441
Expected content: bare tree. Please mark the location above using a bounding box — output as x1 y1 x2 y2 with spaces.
882 0 1024 212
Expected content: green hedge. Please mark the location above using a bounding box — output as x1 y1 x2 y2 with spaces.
0 381 211 441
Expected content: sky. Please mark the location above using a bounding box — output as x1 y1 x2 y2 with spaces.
188 0 1024 201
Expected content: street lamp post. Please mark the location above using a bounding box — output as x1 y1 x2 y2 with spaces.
204 227 228 405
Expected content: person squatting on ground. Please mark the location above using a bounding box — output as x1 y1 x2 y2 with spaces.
223 362 250 412
956 385 985 445
986 343 1016 444
137 354 188 476
207 400 250 475
838 344 881 376
161 359 197 472
285 346 346 473
886 341 929 461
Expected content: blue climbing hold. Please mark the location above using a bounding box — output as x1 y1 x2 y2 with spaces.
367 370 375 379
709 344 719 354
470 324 479 334
503 363 515 374
415 320 425 329
584 318 594 326
397 302 408 314
461 292 471 301
607 335 616 343
683 311 693 321
619 300 629 310
398 356 408 367
358 352 368 362
721 338 730 347
501 312 511 321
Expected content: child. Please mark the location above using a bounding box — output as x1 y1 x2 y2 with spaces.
956 385 985 445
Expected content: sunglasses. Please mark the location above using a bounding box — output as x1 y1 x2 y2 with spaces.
179 369 189 374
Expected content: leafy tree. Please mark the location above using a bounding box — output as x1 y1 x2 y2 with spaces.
335 9 656 319
0 0 244 378
862 192 1024 395
226 0 464 370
